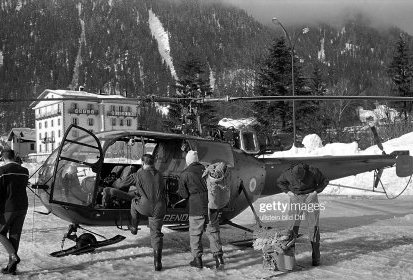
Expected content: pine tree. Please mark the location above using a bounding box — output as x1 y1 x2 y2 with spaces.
253 37 309 139
306 63 331 136
388 33 413 121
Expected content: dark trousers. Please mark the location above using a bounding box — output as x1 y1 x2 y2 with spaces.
288 192 320 242
0 210 27 255
130 204 164 251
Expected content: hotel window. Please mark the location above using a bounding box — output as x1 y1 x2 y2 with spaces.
58 119 60 126
72 118 78 125
30 143 35 151
126 106 131 112
111 118 116 126
39 122 42 129
72 103 78 110
39 133 42 140
126 119 131 126
51 119 54 127
120 119 124 126
119 106 123 112
87 103 93 110
110 105 115 112
39 145 42 152
44 121 48 128
88 118 94 126
58 130 61 137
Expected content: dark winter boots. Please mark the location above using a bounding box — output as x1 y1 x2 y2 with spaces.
1 254 20 275
214 254 225 270
128 225 138 235
311 242 320 266
189 256 203 269
154 249 162 271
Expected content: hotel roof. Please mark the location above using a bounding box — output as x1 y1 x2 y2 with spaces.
30 89 135 108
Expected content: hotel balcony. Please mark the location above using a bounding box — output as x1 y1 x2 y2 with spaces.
107 111 137 117
35 109 62 120
41 136 55 144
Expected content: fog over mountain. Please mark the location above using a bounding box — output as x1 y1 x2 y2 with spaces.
224 0 413 35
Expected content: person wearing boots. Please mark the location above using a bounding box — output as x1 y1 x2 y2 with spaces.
122 154 166 271
0 149 29 275
178 150 224 269
277 163 329 266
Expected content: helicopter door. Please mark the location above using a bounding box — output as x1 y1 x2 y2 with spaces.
187 140 234 167
50 125 103 207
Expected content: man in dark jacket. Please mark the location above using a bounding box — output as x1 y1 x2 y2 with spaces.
277 163 329 266
0 149 29 275
178 150 224 269
116 154 166 271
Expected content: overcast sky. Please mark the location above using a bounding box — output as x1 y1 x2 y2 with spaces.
223 0 413 35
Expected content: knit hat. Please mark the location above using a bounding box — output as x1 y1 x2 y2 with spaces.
292 164 306 180
186 150 199 166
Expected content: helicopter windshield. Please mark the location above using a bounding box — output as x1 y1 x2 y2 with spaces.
50 125 102 207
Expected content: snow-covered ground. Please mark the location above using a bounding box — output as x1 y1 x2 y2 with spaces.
2 132 413 279
2 195 413 279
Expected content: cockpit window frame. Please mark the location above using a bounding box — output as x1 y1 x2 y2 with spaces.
49 124 103 208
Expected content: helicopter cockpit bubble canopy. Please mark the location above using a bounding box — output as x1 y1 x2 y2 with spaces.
50 125 103 207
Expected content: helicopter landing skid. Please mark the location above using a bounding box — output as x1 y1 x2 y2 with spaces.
50 224 126 257
50 234 126 257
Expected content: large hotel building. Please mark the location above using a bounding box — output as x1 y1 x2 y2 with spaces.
31 89 139 156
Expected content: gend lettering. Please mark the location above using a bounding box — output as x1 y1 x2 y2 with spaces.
163 214 189 222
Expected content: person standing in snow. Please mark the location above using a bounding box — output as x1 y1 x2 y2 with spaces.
126 154 167 271
277 163 329 266
178 150 224 269
0 149 29 275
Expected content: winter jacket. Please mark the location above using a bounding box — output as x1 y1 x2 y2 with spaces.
0 162 29 213
122 167 166 218
277 164 329 195
178 162 208 216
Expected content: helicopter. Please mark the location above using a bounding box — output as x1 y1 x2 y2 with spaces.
25 94 413 257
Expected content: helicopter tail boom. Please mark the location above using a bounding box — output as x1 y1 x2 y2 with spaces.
259 153 409 196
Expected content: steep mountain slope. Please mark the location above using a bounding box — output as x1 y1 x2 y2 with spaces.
0 0 410 134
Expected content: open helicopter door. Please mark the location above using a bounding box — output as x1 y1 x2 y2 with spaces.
50 124 103 207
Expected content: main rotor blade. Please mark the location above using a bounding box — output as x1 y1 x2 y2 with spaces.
3 95 413 103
